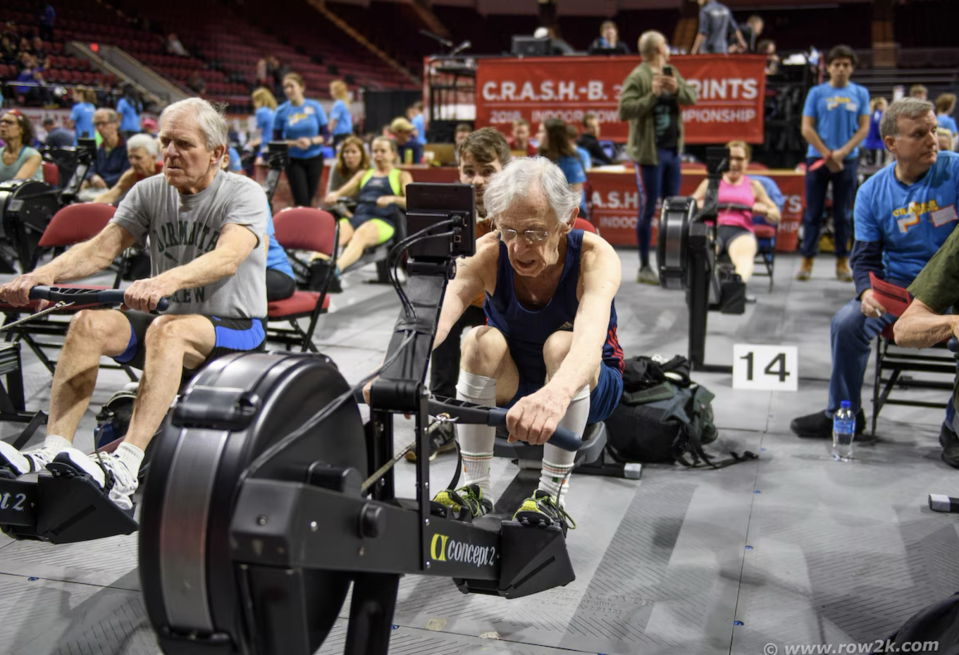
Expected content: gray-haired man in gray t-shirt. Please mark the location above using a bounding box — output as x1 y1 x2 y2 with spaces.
0 98 270 512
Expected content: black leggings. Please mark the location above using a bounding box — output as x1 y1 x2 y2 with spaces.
267 269 296 302
286 154 324 207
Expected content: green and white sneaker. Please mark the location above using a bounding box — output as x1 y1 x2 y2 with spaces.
513 490 576 536
432 483 492 522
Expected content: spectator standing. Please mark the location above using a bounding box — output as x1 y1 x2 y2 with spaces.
618 30 697 285
862 97 887 166
166 33 189 57
116 85 142 141
85 108 129 189
578 112 612 166
248 87 277 162
42 116 74 148
390 117 422 164
935 93 957 148
909 85 928 101
737 15 763 53
38 3 55 44
407 102 427 146
0 110 43 182
538 118 587 218
691 0 744 55
796 45 870 282
328 80 353 147
508 118 536 156
273 72 328 207
588 21 629 55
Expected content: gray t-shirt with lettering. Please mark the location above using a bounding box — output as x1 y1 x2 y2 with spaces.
110 170 268 318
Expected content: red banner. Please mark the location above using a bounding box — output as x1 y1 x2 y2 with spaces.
588 168 805 252
475 55 766 144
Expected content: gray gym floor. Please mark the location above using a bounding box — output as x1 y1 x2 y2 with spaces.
0 249 955 655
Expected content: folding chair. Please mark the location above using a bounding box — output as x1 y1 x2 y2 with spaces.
750 175 784 290
267 207 337 352
869 273 958 437
0 203 134 379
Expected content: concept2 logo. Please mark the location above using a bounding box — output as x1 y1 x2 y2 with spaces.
430 533 498 567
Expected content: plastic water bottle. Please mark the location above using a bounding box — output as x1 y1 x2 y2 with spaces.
832 401 856 461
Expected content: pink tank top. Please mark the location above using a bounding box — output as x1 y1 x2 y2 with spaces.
717 175 755 232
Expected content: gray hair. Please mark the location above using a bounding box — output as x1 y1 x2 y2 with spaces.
159 98 228 151
95 108 119 123
482 156 580 225
126 133 158 157
639 30 665 59
880 97 935 140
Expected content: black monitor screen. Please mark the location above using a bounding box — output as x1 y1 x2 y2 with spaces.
511 36 550 57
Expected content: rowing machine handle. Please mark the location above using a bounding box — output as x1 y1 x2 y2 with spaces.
716 202 754 213
29 287 170 312
486 407 582 452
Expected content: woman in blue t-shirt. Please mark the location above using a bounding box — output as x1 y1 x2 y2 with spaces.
328 80 353 148
538 118 588 218
273 72 329 207
862 97 887 166
249 87 277 163
935 93 958 151
70 87 96 141
116 85 142 141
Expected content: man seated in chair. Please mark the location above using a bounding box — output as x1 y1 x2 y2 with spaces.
430 157 624 532
0 98 270 510
790 98 959 449
894 227 959 465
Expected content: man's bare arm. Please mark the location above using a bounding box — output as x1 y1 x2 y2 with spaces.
432 233 497 350
547 233 621 401
894 298 959 349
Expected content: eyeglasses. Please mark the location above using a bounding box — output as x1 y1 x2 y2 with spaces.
497 226 553 244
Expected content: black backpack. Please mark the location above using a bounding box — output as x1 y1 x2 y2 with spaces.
605 356 757 468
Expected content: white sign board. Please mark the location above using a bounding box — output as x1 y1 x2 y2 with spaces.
732 344 798 391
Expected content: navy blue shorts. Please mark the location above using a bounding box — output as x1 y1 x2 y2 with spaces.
505 361 624 426
113 311 266 371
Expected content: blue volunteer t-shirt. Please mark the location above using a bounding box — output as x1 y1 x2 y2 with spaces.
227 146 242 172
855 151 959 285
939 114 958 136
802 81 871 159
254 106 275 157
557 154 588 216
330 100 352 136
70 101 96 140
116 97 140 132
273 99 328 159
411 113 426 145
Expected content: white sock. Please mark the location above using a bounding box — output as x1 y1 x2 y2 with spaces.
113 442 144 478
38 434 72 453
538 385 590 507
455 371 497 501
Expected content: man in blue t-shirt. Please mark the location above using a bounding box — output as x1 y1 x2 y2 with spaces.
407 102 427 146
691 0 744 54
791 98 958 442
796 45 871 282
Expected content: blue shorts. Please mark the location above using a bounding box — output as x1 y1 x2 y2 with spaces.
505 362 624 425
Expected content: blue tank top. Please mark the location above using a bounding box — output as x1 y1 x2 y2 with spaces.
353 173 397 225
484 229 624 386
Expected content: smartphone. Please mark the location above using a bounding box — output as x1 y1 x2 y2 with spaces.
662 65 673 76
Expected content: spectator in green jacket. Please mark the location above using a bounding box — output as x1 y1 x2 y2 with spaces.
617 30 697 285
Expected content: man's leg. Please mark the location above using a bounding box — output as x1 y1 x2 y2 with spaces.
539 331 600 507
454 326 518 504
798 161 829 276
636 163 663 274
831 162 858 281
56 315 217 510
0 309 131 474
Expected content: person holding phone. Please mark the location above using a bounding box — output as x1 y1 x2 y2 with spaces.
617 30 697 285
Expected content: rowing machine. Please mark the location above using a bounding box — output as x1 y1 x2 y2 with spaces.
141 183 588 655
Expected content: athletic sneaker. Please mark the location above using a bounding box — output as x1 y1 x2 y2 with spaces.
47 447 139 512
432 483 492 521
513 489 576 536
790 409 866 439
405 419 456 462
0 439 63 477
636 265 659 286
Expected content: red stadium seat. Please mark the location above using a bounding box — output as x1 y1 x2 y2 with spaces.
266 208 338 352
